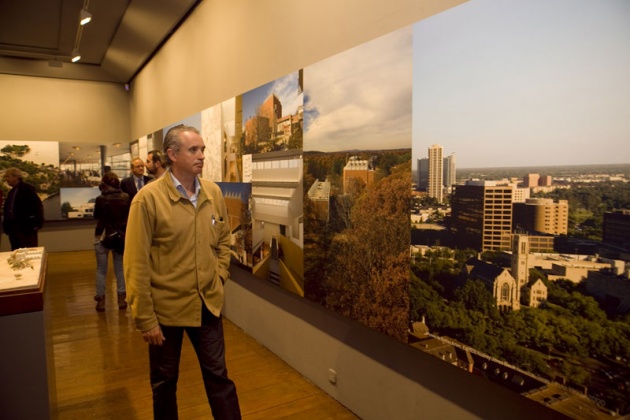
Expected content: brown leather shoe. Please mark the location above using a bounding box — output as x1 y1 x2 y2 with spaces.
94 295 105 312
117 293 127 310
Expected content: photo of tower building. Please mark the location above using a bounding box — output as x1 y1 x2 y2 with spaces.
427 144 443 202
342 156 375 194
443 152 456 190
450 180 514 251
416 157 428 190
512 198 569 236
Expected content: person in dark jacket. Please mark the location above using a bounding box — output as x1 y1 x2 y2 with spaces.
2 167 44 250
121 158 152 202
93 172 130 312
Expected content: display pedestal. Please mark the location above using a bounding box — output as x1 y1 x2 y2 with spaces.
0 248 54 420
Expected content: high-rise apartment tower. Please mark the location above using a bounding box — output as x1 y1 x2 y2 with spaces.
428 144 443 202
443 153 456 189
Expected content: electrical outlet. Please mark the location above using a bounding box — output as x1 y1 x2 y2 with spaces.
328 368 337 384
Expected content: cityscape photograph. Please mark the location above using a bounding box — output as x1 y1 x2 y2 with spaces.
410 0 630 416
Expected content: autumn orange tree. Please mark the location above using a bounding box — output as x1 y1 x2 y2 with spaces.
323 170 411 342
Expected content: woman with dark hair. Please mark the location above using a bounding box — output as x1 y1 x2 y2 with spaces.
93 171 130 312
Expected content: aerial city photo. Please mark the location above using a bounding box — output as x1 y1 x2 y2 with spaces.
410 0 630 417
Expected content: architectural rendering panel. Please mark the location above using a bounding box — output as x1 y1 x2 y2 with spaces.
201 103 223 182
249 150 304 297
0 141 60 220
241 72 303 155
217 182 253 270
60 187 100 220
59 142 102 189
303 26 413 342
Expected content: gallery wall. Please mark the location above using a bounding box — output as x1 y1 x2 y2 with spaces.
126 0 564 419
0 0 565 418
129 0 467 139
0 75 130 143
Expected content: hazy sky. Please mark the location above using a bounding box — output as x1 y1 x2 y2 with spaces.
0 140 59 167
60 187 100 208
304 27 413 152
412 0 630 169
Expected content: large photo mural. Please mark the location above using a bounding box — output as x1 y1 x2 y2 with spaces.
2 2 629 416
408 0 630 416
54 0 626 417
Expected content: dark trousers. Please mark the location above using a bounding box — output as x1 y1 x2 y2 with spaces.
8 229 38 250
149 306 241 420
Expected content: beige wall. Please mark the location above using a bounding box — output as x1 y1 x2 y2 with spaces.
0 75 129 143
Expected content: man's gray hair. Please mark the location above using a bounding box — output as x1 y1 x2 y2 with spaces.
163 124 201 166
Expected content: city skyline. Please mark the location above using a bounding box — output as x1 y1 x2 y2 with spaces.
412 0 630 170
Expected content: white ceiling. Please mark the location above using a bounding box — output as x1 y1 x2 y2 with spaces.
0 0 201 83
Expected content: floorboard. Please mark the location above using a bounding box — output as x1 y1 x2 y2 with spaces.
46 250 358 419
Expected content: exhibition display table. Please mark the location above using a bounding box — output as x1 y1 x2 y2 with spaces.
0 248 55 419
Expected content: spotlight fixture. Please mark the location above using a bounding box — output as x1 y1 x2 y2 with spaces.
80 9 92 25
71 49 81 63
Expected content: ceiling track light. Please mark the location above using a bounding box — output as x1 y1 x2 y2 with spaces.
80 9 92 25
71 49 81 63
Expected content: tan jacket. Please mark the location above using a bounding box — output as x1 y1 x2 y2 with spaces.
123 171 231 332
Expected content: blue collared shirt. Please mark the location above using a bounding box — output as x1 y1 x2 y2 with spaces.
170 172 200 208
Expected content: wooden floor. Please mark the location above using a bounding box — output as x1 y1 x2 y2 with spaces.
46 250 358 419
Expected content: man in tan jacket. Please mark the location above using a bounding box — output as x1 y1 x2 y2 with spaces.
124 124 240 419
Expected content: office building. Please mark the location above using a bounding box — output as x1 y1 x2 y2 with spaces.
512 198 569 236
522 173 540 188
427 144 444 202
511 185 531 203
450 180 514 251
343 156 374 194
602 210 630 250
417 157 429 190
307 178 331 222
